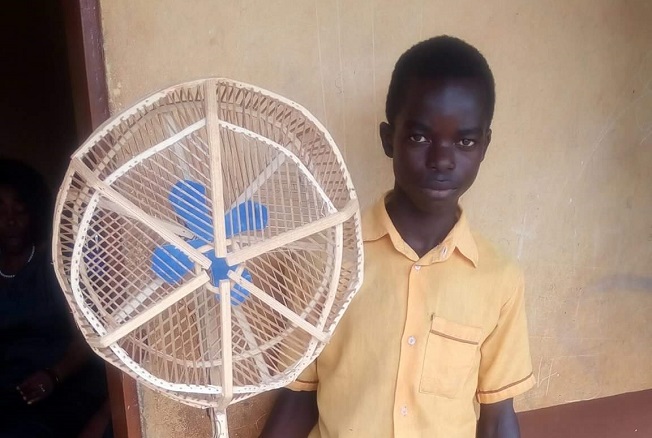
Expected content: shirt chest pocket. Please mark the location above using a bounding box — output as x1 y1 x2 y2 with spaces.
419 316 483 398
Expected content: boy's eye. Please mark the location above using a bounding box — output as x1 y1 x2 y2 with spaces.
457 138 476 148
408 134 429 143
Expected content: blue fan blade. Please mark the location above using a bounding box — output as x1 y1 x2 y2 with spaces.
169 180 213 241
171 180 269 242
231 269 252 305
224 201 269 238
151 239 204 283
151 244 193 283
151 237 250 305
84 234 106 278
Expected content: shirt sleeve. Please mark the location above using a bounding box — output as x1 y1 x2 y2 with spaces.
286 360 318 391
476 268 535 404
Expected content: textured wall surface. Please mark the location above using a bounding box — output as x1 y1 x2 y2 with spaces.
99 0 652 436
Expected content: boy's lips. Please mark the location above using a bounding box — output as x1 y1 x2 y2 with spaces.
424 188 455 198
422 180 457 190
419 184 457 199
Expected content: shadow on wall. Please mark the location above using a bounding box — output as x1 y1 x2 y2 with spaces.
588 274 652 293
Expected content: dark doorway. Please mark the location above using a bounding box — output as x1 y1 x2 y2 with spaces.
0 0 77 187
1 1 139 437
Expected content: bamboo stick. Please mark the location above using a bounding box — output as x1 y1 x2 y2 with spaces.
205 80 227 258
73 159 212 269
218 280 233 409
227 271 327 342
97 272 210 348
226 199 357 266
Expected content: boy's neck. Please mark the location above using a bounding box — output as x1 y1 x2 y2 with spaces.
385 188 459 258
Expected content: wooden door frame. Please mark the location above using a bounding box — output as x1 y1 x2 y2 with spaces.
59 1 142 437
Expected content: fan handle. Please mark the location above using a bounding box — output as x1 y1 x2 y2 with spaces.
211 409 229 438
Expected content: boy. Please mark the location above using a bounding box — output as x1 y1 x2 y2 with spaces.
261 35 534 438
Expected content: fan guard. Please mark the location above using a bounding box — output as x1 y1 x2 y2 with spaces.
52 78 363 435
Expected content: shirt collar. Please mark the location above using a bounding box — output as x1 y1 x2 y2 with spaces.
362 192 479 267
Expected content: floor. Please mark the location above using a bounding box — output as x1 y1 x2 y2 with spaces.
518 390 652 438
142 388 652 437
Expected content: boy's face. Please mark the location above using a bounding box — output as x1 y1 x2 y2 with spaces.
380 77 491 213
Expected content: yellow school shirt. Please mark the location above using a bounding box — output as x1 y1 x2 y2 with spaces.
289 194 535 437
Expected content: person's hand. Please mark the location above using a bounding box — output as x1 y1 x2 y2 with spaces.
17 370 56 405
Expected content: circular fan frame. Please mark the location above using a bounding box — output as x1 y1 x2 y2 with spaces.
52 78 363 434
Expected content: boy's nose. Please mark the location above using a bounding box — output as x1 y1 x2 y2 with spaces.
427 143 455 170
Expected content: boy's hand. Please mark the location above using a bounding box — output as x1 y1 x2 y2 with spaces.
259 389 318 438
476 398 520 438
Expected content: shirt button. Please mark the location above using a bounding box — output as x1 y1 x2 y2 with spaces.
401 405 408 416
441 246 448 257
414 265 421 271
407 336 416 346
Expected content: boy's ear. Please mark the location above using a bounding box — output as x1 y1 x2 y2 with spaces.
379 122 394 158
481 128 492 161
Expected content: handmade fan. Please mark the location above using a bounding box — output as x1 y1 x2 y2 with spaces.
52 79 363 436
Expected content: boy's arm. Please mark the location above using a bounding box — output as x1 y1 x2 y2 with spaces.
476 398 520 438
476 268 535 402
475 268 533 437
259 388 318 438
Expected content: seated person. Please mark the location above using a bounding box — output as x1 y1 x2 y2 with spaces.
0 159 108 438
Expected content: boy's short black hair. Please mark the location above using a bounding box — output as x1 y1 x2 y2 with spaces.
385 35 496 125
0 159 53 245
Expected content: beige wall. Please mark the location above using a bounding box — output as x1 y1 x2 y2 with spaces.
100 0 652 435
